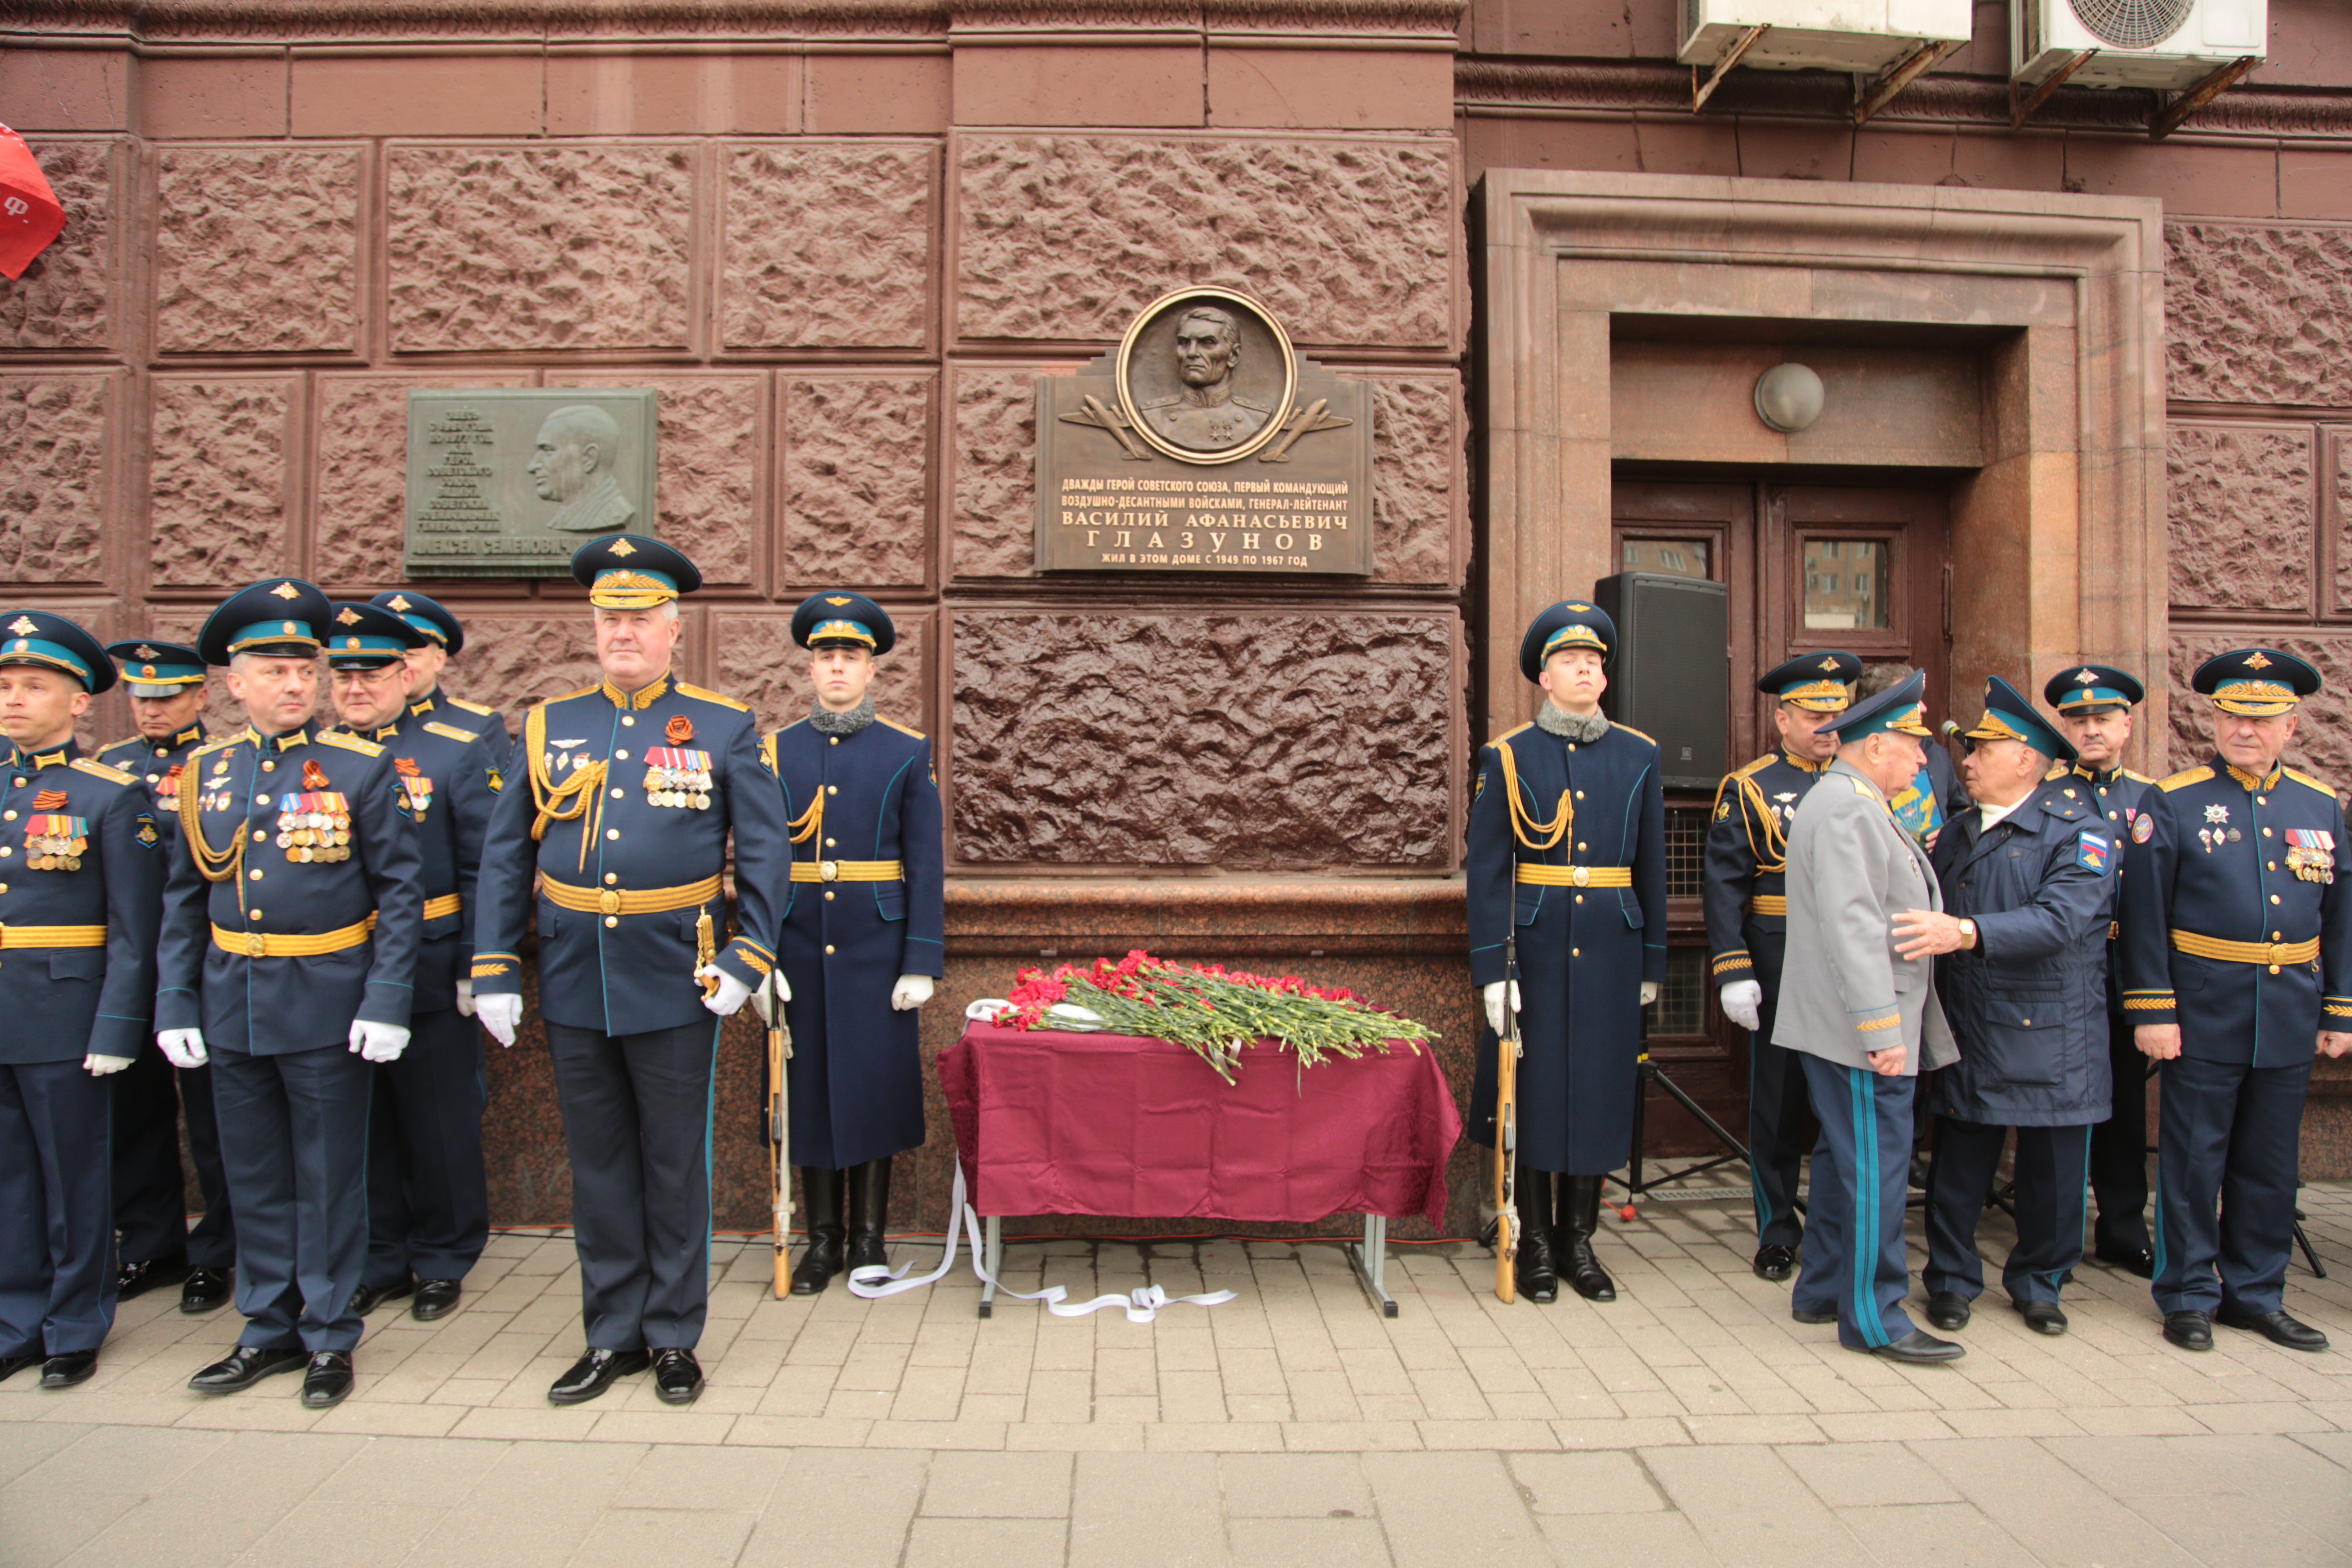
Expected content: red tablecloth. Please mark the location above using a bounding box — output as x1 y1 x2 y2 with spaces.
940 1022 1461 1229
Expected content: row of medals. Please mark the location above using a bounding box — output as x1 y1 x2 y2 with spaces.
279 807 354 862
647 765 713 811
27 833 86 871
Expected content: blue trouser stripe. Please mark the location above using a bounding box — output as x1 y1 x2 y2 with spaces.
1850 1068 1889 1347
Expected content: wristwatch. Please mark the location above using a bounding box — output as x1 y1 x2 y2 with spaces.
1957 918 1977 950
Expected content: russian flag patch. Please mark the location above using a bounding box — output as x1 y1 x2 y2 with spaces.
2078 832 2111 874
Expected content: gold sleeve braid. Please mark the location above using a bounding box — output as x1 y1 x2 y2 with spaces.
525 703 608 874
1492 739 1571 853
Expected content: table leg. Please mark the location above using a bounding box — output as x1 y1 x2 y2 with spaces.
1349 1214 1398 1319
979 1214 1002 1320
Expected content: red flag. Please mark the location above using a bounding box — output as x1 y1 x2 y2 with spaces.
0 125 66 281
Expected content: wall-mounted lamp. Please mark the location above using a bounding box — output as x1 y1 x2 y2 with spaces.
1753 363 1825 434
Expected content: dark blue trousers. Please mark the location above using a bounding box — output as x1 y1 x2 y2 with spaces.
1922 1118 2091 1305
1746 957 1810 1250
362 1006 489 1291
112 1045 236 1270
547 1018 719 1352
1791 1055 1919 1350
2154 1054 2313 1317
210 1043 372 1353
2088 1003 2152 1254
0 1061 116 1356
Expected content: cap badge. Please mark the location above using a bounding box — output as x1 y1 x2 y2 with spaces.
6 616 35 635
387 595 412 611
1820 656 1840 671
140 664 156 678
335 608 363 626
1566 603 1590 612
281 621 298 635
270 581 300 600
2076 668 2098 684
134 645 158 659
2244 651 2272 669
608 539 637 557
344 637 363 649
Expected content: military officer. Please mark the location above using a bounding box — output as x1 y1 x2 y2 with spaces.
2118 648 2351 1354
763 592 945 1294
368 590 506 739
472 536 786 1407
158 580 425 1410
1706 650 1860 1282
325 604 499 1324
2044 662 2158 1278
0 612 163 1389
1902 677 2114 1337
97 638 235 1314
1469 600 1666 1304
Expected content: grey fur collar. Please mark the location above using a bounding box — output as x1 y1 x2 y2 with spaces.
809 695 876 735
1537 701 1609 742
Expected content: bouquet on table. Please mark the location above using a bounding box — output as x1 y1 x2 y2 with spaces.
979 949 1437 1084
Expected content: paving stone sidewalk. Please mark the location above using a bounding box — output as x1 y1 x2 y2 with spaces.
4 1182 2348 1567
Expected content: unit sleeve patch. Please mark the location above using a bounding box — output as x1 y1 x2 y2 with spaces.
2132 813 2156 844
2076 832 2111 874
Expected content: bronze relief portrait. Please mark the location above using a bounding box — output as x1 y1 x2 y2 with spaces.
1115 287 1298 466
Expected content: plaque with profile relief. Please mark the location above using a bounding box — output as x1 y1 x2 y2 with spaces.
1036 287 1372 575
402 388 658 579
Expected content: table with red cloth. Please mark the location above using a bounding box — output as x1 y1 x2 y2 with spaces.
940 1021 1463 1316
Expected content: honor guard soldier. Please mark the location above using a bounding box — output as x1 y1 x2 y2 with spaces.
0 612 163 1390
369 590 506 739
1706 650 1861 1283
763 592 945 1294
158 580 426 1410
2118 648 2351 1354
1469 601 1666 1304
471 536 786 1407
97 638 235 1314
2044 662 2158 1278
325 604 500 1324
1903 677 2115 1338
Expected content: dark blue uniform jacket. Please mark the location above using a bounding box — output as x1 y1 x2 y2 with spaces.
335 710 498 1015
1703 748 1829 994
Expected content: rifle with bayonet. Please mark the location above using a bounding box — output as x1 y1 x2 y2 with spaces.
1494 862 1521 1304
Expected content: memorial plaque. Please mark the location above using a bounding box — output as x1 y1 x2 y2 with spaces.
1036 287 1372 575
403 388 659 579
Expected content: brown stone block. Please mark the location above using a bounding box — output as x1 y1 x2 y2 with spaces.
714 606 933 739
147 376 294 590
386 143 693 354
551 371 764 589
0 372 116 587
2168 423 2315 617
781 372 935 593
954 132 1457 349
1735 122 1855 184
2168 221 2352 407
1784 347 1986 468
952 45 1204 129
312 372 535 590
1611 343 1785 467
0 47 131 132
1359 369 1464 588
1806 267 2074 328
1613 117 1739 178
1555 258 1810 322
1461 117 1643 183
1204 48 1452 131
804 51 950 135
290 51 543 138
1469 0 1670 58
138 54 288 140
1850 127 2065 193
456 612 611 718
949 609 1460 868
154 144 362 356
2063 139 2278 220
2280 149 2352 221
0 138 117 352
545 51 799 137
950 361 1045 579
720 141 936 352
2333 431 2352 616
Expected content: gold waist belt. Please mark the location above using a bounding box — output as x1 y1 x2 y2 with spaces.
1515 864 1633 888
541 873 721 917
1746 895 1788 917
213 913 376 958
2169 929 2320 967
791 860 904 884
423 893 462 921
0 923 106 949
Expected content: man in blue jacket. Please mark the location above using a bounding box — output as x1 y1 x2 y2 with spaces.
1899 677 2116 1337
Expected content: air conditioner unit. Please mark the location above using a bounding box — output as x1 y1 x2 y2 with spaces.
1679 0 1974 77
2015 0 2266 90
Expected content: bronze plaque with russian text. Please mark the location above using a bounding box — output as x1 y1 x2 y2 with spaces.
403 388 658 579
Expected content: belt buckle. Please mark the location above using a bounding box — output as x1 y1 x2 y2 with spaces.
2270 941 2290 966
598 890 621 916
820 861 839 882
245 933 268 957
1571 866 1590 887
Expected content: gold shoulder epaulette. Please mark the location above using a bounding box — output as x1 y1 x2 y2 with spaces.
759 733 778 775
2285 767 2338 800
2122 768 2156 784
676 683 750 713
1733 754 1774 780
98 736 143 758
446 696 496 717
194 734 242 758
2160 765 2216 793
318 731 385 758
880 716 927 739
1613 722 1655 745
1484 721 1534 748
2044 761 2072 781
70 757 134 785
1851 776 1878 797
423 720 481 743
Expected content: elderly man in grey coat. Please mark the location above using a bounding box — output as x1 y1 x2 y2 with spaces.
1777 670 1964 1364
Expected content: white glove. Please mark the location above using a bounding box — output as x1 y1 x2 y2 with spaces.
891 974 934 1011
1639 981 1660 1007
454 977 476 1017
1482 980 1520 1037
477 993 522 1048
698 966 753 1018
750 970 777 1027
350 1020 411 1063
158 1028 207 1069
1719 979 1764 1033
85 1053 133 1076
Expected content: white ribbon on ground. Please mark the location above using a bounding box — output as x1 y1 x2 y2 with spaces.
960 998 1108 1031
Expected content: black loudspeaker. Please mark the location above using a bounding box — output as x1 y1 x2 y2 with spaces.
1592 572 1728 791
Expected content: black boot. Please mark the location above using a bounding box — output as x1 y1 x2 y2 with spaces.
846 1158 893 1274
1512 1166 1558 1303
1560 1175 1617 1302
790 1166 846 1294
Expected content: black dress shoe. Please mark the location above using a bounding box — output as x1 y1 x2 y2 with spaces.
1752 1245 1796 1282
2016 1301 2069 1336
0 1352 38 1383
1867 1328 1965 1363
411 1279 462 1322
2218 1308 2330 1352
116 1256 192 1301
549 1348 650 1406
180 1269 232 1314
1926 1292 1972 1331
39 1350 98 1388
301 1352 354 1408
2163 1310 2214 1352
652 1348 704 1405
189 1345 308 1393
1791 1307 1838 1325
791 1166 846 1295
1560 1176 1616 1302
2094 1242 2156 1279
1512 1167 1559 1303
349 1278 414 1317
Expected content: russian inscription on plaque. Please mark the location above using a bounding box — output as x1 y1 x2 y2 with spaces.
1036 287 1372 576
403 389 659 579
